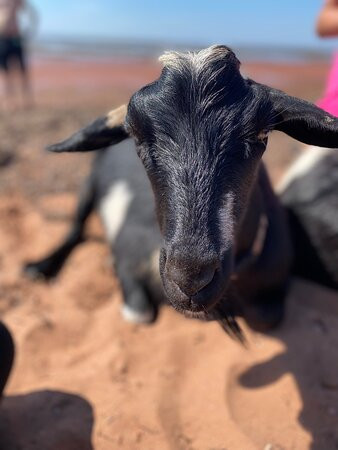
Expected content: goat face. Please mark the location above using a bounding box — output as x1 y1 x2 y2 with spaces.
48 45 338 317
125 46 273 313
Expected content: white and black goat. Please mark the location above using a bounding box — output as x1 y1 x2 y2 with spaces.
24 46 338 336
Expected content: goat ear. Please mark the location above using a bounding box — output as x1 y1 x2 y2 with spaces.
253 82 338 148
47 105 129 153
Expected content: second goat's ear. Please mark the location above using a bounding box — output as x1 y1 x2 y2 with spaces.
253 81 338 148
47 105 129 153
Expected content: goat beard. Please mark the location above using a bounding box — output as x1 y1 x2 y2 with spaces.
182 285 245 344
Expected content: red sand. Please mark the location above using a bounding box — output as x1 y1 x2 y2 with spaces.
0 56 337 450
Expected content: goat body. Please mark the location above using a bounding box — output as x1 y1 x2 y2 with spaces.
26 140 164 323
281 147 338 289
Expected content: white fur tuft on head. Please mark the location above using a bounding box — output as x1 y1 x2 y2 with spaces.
159 45 232 74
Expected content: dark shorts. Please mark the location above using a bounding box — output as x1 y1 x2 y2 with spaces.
0 36 26 72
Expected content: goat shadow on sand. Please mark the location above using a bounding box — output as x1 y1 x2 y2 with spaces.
0 389 94 450
235 279 338 450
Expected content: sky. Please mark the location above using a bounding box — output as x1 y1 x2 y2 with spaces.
32 0 338 50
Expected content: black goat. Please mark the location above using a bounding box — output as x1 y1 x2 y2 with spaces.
24 46 338 335
280 146 338 290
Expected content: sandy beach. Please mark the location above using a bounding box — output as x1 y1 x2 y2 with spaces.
0 55 337 450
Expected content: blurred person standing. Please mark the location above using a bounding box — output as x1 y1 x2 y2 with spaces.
316 0 338 116
0 0 38 110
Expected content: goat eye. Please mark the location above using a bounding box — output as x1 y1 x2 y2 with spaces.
257 130 269 141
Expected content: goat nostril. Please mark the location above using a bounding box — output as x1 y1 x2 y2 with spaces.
167 263 217 297
195 266 216 290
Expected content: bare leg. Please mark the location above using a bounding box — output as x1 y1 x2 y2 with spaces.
2 70 14 111
19 66 33 109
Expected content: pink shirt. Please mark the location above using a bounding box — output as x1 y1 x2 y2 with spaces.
318 52 338 117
